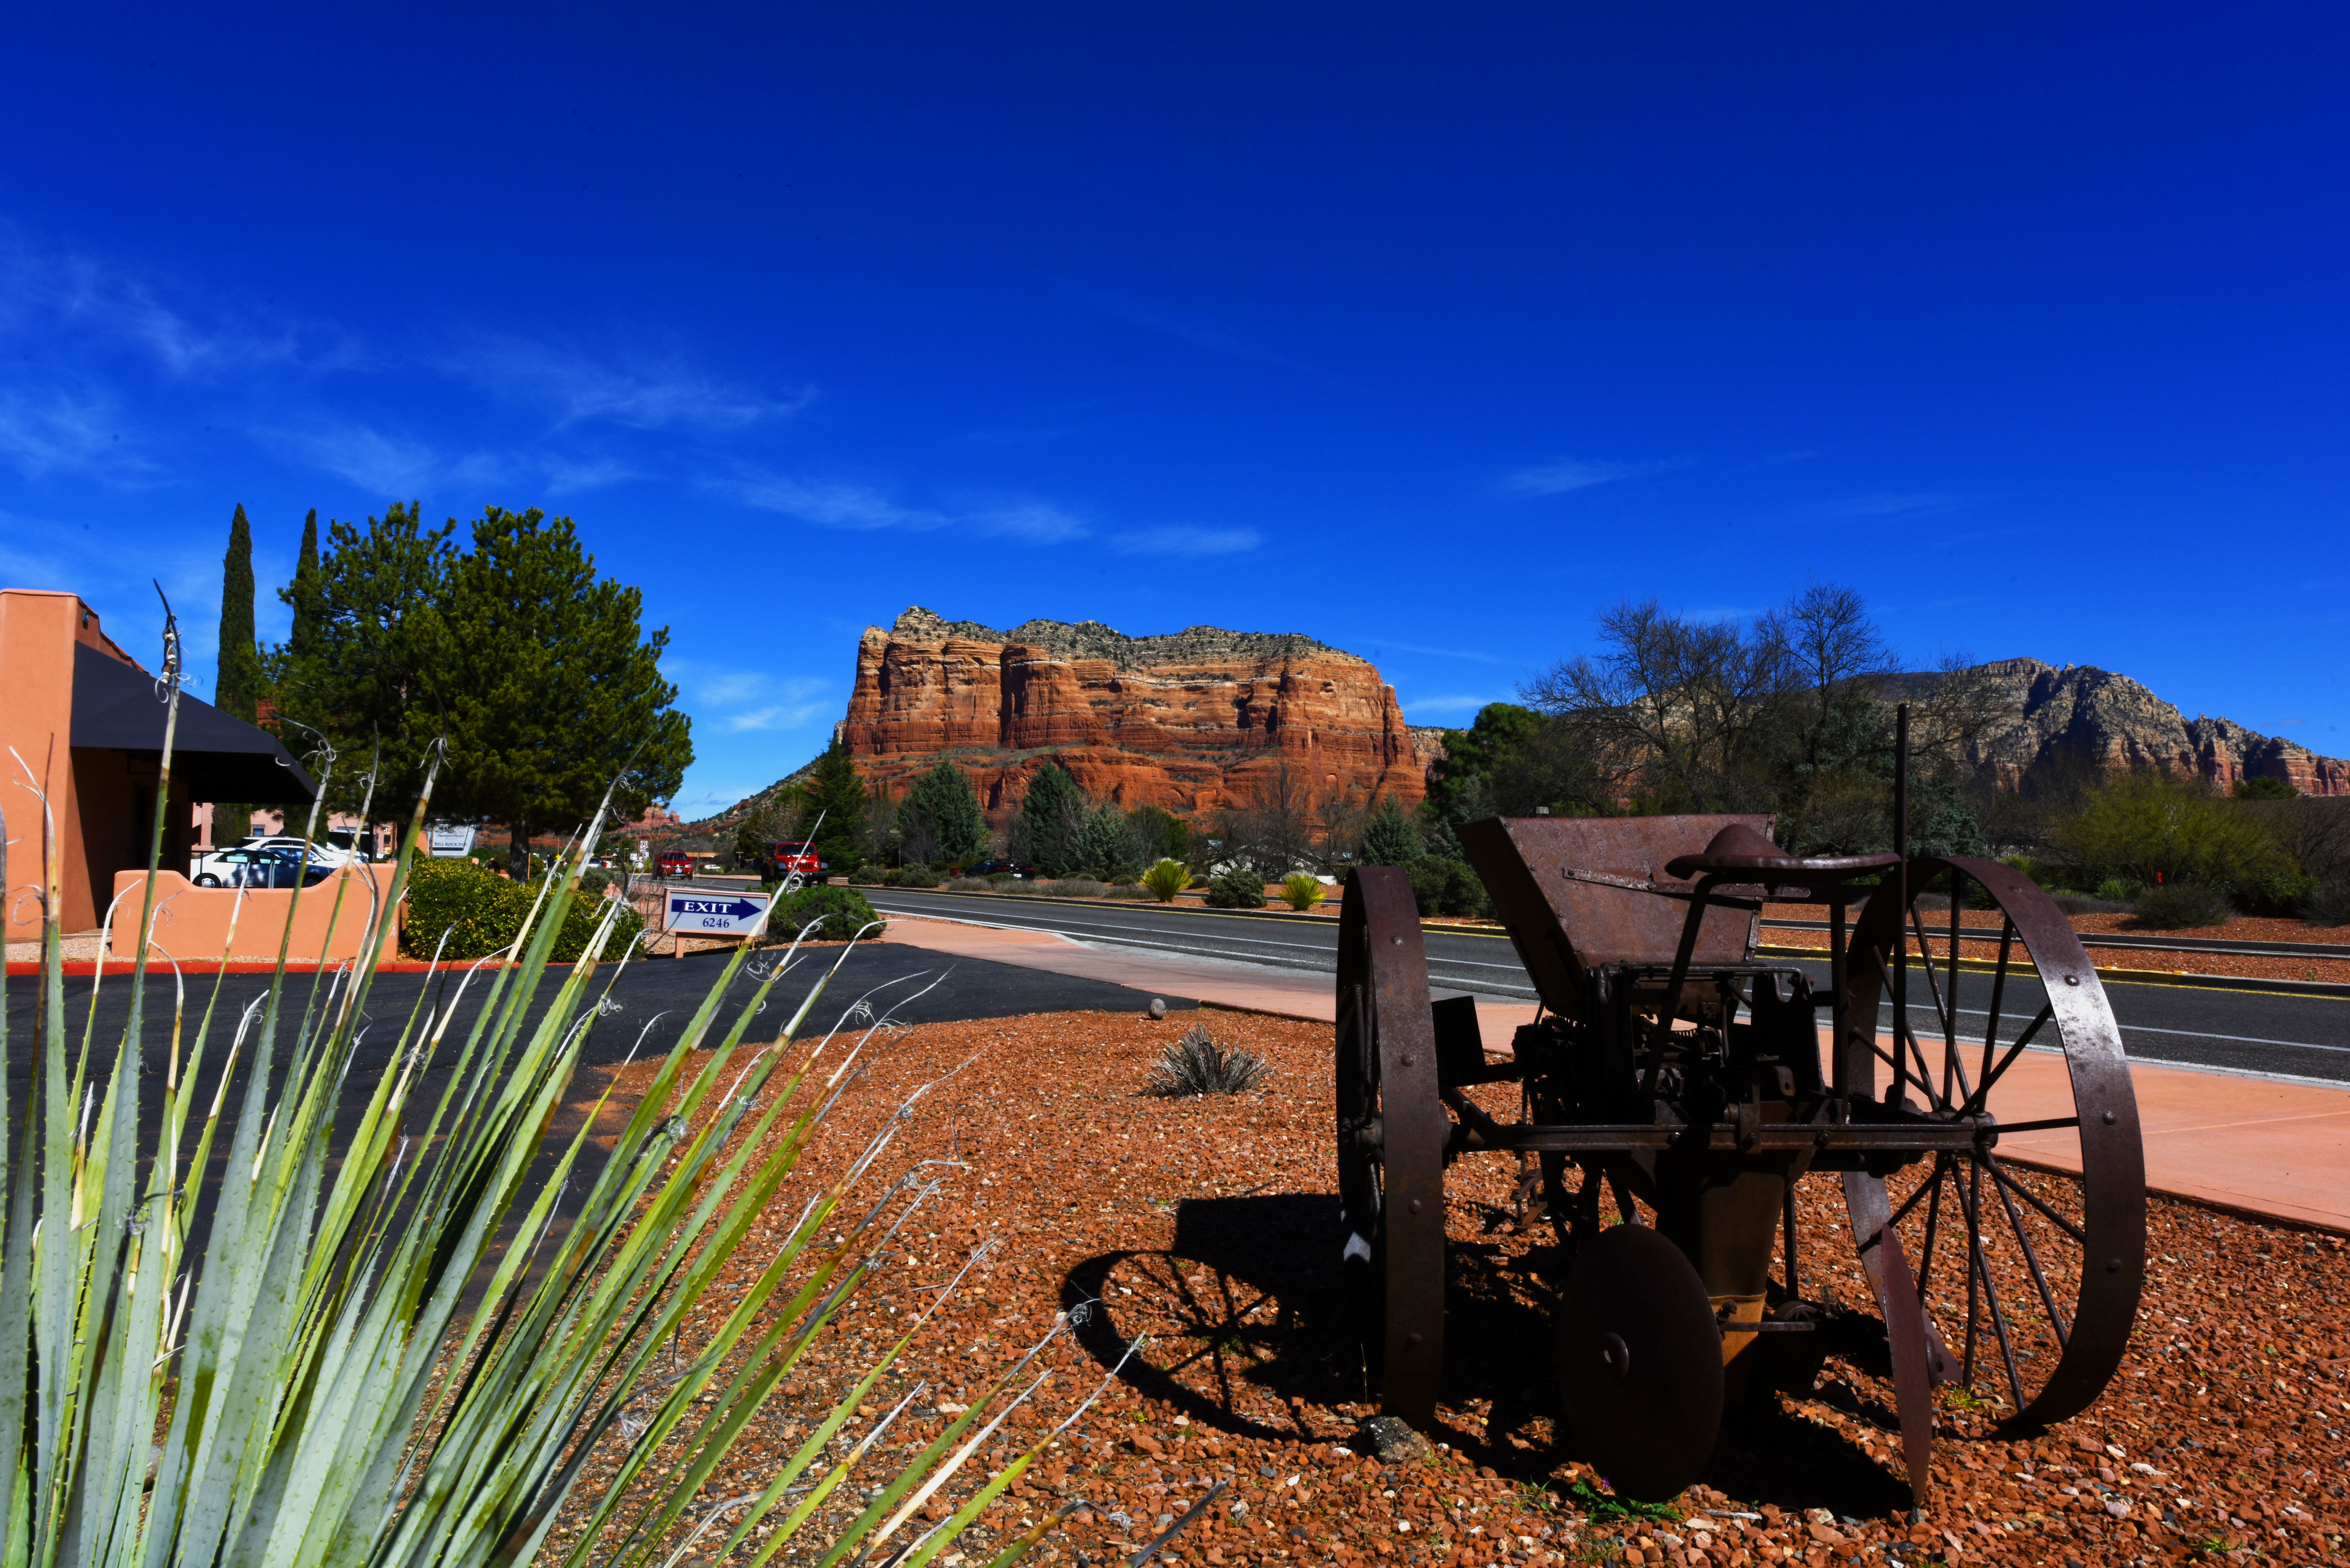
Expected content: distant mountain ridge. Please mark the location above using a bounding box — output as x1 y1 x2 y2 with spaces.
1915 657 2347 796
682 631 2346 834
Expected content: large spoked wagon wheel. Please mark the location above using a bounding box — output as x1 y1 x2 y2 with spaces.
1334 865 1449 1429
1838 856 2145 1429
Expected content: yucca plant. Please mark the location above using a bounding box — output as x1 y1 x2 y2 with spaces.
0 606 1118 1567
1143 1023 1274 1098
1138 860 1189 904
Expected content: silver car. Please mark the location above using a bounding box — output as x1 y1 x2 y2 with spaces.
189 845 332 889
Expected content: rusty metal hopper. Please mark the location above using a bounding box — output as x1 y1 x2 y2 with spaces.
1457 815 1774 1015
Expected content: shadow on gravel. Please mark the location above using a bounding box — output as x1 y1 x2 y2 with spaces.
1061 1193 1921 1518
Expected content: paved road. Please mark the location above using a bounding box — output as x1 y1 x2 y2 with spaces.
1 942 1192 1125
857 887 2350 1085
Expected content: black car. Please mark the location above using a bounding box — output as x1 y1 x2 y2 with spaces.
964 860 1035 880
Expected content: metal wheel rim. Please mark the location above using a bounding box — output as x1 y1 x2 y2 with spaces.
1838 856 2146 1427
1333 866 1448 1429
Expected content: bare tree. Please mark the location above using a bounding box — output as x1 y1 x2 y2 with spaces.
1215 759 1320 875
1779 581 1891 768
1521 599 1797 810
1316 785 1368 869
1907 651 2014 774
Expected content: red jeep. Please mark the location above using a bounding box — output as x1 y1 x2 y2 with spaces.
759 840 827 882
655 849 694 879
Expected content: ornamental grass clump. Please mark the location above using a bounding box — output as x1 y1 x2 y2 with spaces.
1144 1022 1274 1097
1140 858 1189 903
1279 872 1325 912
0 605 1115 1568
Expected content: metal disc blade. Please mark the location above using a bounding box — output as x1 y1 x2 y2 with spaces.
1556 1223 1723 1503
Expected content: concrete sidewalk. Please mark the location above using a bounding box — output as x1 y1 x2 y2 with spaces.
880 910 2350 1234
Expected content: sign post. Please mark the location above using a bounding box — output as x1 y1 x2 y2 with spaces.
662 887 772 957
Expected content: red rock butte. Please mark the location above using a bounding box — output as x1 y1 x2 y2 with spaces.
837 607 1442 816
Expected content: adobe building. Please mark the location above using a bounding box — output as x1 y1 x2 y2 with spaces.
0 588 316 946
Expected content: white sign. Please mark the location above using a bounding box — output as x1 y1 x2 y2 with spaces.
663 888 772 937
427 824 478 858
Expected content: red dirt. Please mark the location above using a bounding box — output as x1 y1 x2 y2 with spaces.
550 1011 2350 1567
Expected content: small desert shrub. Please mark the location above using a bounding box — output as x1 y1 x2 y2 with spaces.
1146 1022 1274 1097
1280 872 1326 912
2131 881 2232 931
1203 867 1267 908
895 863 944 889
1035 877 1109 898
946 876 996 892
2095 877 2143 904
2300 881 2350 927
1141 858 1190 902
1407 856 1491 918
1106 881 1157 899
988 871 1018 886
769 883 882 941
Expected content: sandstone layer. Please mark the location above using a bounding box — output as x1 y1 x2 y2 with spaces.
837 607 1430 816
1953 657 2348 796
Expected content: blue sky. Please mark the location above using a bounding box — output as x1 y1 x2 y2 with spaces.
3 3 2344 817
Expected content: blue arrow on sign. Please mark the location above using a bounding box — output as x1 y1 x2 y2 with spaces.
673 896 765 920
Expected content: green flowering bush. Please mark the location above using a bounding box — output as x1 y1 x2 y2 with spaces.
402 856 644 962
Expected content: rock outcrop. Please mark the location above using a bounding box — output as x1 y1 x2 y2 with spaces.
838 607 1431 816
1954 658 2348 796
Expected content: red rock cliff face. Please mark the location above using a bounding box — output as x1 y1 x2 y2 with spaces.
838 608 1429 815
1956 658 2349 796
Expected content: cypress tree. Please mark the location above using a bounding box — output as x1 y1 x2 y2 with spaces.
288 508 323 664
212 504 262 845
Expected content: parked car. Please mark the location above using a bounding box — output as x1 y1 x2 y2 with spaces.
235 833 352 869
189 845 332 889
967 860 1035 879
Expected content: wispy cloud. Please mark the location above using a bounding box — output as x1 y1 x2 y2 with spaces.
1071 286 1315 375
1364 638 1508 664
256 420 642 500
0 385 153 481
446 334 812 433
670 666 835 735
0 222 350 380
1107 524 1260 556
1400 693 1503 715
1500 457 1677 496
1817 492 1967 518
711 471 1246 555
727 700 835 733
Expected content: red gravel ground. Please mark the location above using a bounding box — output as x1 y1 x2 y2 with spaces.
560 1010 2350 1568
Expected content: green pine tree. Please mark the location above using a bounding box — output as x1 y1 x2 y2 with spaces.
1013 761 1087 876
903 756 989 868
803 742 870 877
1360 793 1423 865
270 502 456 830
211 504 263 845
430 508 694 876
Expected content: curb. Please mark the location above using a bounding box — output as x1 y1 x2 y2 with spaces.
855 883 1508 935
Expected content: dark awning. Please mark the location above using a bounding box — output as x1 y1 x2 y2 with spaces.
71 643 319 804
